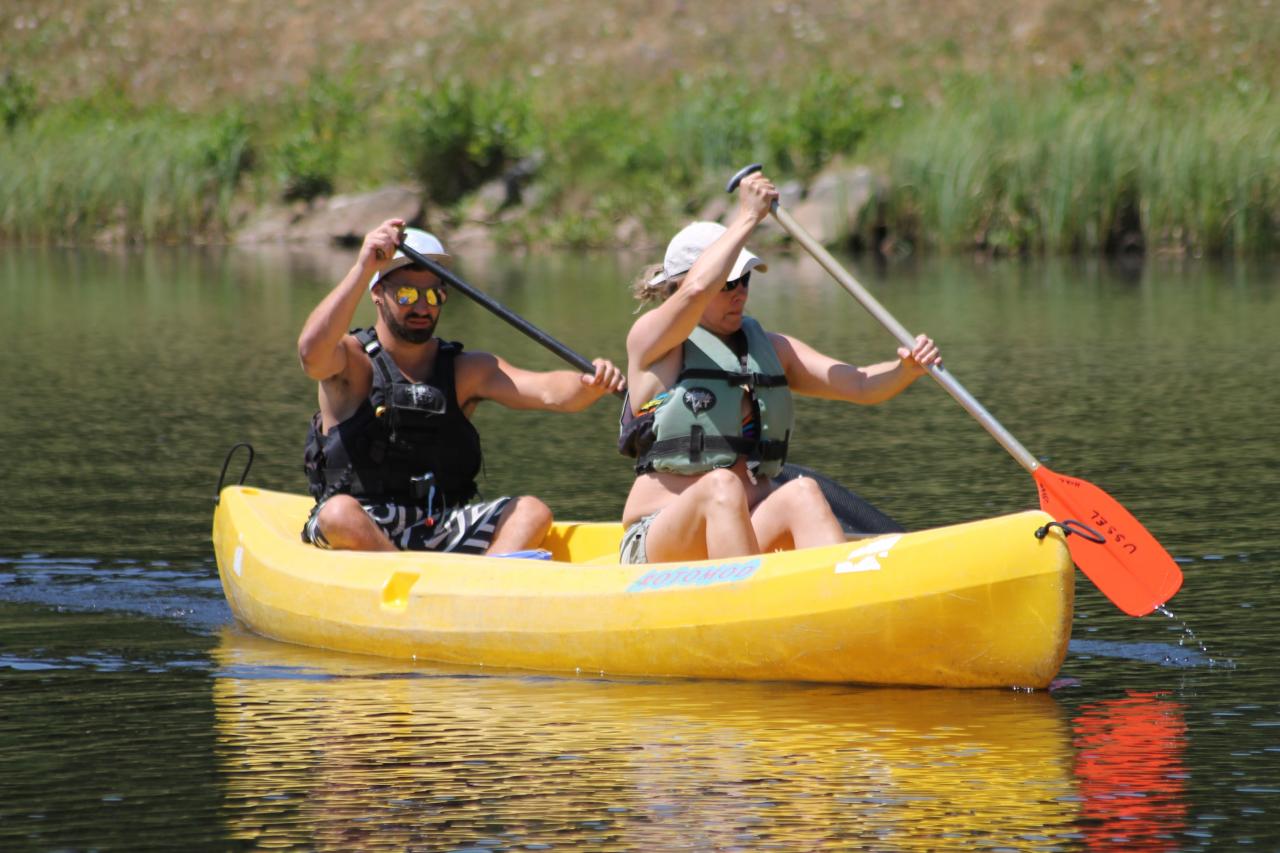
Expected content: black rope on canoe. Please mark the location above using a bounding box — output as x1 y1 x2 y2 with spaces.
214 443 255 505
1035 518 1106 544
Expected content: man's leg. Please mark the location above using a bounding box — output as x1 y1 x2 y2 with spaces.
485 495 554 554
644 468 759 563
311 494 396 551
750 477 846 552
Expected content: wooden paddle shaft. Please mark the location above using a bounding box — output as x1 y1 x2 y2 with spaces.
770 203 1041 475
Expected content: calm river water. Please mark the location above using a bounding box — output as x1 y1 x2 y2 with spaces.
1 244 1277 850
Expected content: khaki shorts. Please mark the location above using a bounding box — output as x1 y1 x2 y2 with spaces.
619 511 660 565
303 495 511 554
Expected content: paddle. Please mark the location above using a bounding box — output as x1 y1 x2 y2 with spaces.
726 163 1183 616
396 236 903 536
396 240 610 388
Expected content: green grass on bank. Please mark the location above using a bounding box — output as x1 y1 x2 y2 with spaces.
0 96 251 243
1 63 1276 254
876 83 1279 255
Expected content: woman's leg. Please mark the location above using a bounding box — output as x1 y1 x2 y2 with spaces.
644 468 759 563
750 477 846 552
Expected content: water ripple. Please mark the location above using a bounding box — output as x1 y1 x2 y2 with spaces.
0 554 229 632
1068 639 1217 669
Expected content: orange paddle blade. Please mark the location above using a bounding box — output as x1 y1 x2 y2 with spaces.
1033 466 1183 616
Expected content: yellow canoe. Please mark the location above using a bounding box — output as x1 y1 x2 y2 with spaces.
212 485 1074 688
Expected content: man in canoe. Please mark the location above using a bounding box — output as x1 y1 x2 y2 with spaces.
618 170 941 563
299 219 625 554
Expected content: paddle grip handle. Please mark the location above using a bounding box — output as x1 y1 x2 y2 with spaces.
725 163 764 194
738 180 1041 474
396 241 624 399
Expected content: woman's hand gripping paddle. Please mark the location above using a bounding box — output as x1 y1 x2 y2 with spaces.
726 163 1183 616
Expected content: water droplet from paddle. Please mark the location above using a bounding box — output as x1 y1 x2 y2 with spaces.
1156 605 1236 669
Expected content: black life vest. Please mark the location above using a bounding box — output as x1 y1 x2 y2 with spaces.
303 328 482 507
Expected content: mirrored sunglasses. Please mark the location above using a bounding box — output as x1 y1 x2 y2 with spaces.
722 272 751 293
391 284 448 307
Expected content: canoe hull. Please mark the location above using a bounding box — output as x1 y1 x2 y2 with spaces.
213 486 1073 688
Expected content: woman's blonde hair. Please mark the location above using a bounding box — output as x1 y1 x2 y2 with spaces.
630 263 680 310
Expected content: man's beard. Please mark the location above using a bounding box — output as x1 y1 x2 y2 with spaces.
379 300 437 344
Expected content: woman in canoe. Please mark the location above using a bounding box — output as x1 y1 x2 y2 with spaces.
618 169 942 564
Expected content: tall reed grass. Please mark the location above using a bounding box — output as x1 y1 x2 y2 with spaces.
0 105 251 243
2 67 1276 255
875 85 1279 256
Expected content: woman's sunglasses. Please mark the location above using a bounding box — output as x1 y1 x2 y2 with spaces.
722 272 751 293
388 284 448 307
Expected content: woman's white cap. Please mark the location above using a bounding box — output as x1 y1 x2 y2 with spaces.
370 228 450 289
646 221 767 287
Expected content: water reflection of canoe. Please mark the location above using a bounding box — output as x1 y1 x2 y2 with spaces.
212 628 1080 850
212 486 1073 688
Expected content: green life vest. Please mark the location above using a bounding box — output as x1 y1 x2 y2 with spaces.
634 316 793 477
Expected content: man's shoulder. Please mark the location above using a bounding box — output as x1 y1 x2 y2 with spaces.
327 327 376 365
320 333 375 389
452 347 499 375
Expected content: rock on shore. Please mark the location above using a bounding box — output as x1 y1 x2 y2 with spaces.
232 163 886 252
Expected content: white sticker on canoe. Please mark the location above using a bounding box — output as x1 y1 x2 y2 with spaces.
834 535 902 574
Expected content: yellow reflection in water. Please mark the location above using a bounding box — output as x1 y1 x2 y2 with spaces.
213 628 1081 850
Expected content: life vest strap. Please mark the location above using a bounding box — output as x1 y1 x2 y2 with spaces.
635 433 789 474
676 367 788 389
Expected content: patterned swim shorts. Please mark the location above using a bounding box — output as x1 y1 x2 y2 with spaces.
303 495 512 554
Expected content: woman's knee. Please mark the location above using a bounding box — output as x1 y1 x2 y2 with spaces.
772 478 836 522
697 468 749 511
779 476 827 508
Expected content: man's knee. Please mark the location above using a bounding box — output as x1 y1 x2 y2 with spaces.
313 495 389 550
488 496 554 553
315 495 364 534
505 495 553 531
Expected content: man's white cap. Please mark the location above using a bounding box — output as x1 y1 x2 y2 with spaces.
370 227 450 289
647 221 767 287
